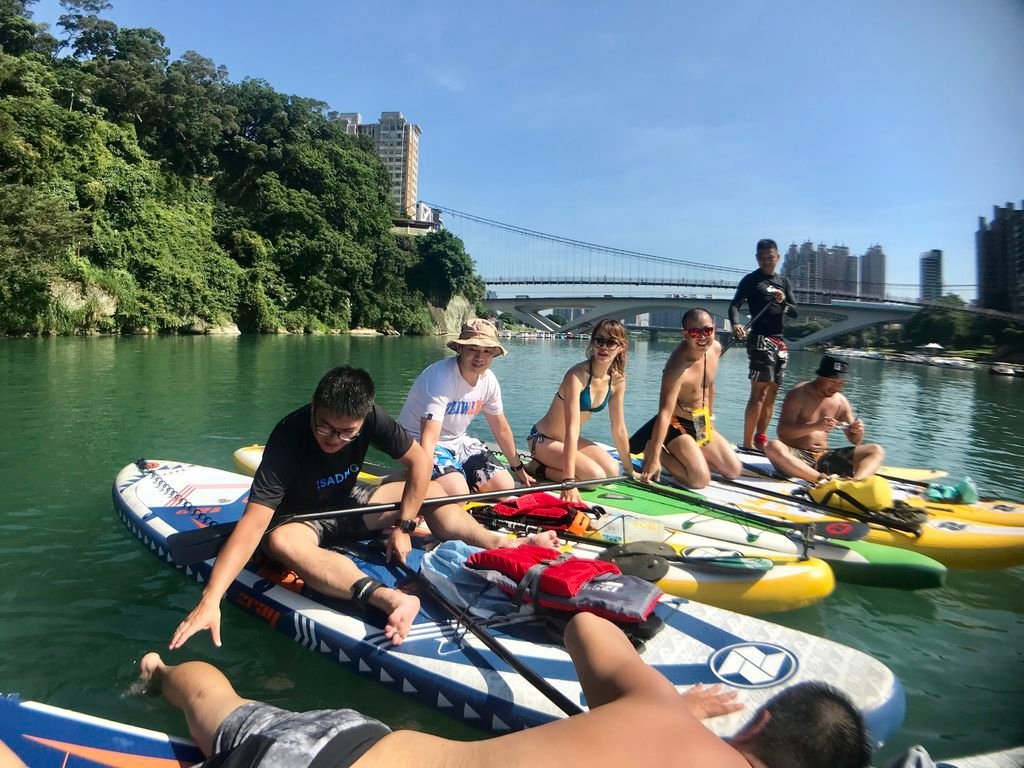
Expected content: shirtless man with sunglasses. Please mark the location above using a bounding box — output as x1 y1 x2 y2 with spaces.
630 308 743 489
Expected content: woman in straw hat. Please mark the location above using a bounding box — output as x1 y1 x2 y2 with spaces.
397 319 536 497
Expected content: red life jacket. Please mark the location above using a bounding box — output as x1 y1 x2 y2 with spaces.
491 492 591 531
465 545 661 622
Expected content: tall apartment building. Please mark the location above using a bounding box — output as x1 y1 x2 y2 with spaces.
825 245 859 296
333 111 422 217
782 242 859 300
860 245 886 300
919 250 943 301
976 201 1024 313
782 242 822 298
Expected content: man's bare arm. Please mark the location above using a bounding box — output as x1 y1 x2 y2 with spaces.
170 501 274 649
563 613 678 708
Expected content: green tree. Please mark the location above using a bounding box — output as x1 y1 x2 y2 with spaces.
410 229 484 308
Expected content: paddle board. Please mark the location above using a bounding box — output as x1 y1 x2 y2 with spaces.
886 745 1024 768
0 692 202 767
234 445 836 613
579 481 947 591
738 453 1024 528
113 460 906 743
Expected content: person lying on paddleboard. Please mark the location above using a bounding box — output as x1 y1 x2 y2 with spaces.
525 319 636 502
171 365 555 651
630 308 743 489
141 612 871 768
397 318 535 496
763 354 885 484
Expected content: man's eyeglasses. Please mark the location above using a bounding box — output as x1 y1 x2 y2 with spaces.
312 409 362 442
683 326 716 339
591 336 619 348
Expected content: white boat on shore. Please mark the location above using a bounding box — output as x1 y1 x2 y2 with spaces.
990 363 1022 378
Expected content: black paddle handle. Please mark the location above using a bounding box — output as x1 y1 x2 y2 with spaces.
394 560 585 717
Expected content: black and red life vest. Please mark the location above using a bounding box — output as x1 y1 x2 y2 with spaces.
465 544 661 623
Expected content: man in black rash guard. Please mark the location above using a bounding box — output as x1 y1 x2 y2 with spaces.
728 239 799 451
169 365 555 652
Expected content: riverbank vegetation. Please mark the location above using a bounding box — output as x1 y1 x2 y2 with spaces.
799 296 1023 361
0 0 484 336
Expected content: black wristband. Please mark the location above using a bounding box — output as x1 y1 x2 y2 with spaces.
509 462 524 473
398 518 418 534
350 576 383 612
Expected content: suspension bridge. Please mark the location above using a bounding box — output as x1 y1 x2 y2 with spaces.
424 204 1021 348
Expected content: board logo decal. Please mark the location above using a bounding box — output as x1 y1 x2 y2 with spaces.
708 642 797 688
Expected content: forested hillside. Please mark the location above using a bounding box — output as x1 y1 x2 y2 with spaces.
0 0 484 335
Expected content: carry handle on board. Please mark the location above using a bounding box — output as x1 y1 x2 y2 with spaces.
164 475 628 565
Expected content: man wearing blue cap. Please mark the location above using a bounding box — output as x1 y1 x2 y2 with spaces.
764 354 885 483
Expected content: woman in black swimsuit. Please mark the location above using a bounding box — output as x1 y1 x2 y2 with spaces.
527 320 636 501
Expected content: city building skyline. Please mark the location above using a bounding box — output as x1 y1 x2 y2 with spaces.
333 111 422 217
919 249 943 301
782 241 860 300
976 201 1024 314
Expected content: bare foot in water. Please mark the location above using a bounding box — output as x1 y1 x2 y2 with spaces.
372 588 420 646
138 652 166 696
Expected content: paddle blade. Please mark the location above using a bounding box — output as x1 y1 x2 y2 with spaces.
167 523 237 565
810 520 872 541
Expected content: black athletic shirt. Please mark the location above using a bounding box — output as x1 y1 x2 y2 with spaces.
728 269 799 337
250 403 413 519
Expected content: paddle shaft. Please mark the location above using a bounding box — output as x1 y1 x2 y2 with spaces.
470 509 774 569
623 477 821 541
717 475 923 535
720 301 779 356
165 475 627 565
392 559 585 717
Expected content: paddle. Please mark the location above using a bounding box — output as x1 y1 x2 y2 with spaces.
599 447 871 543
713 475 924 536
166 475 628 565
390 558 585 717
720 300 777 356
469 508 775 573
619 476 873 544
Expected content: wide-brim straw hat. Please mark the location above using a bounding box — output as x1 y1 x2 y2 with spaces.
446 318 508 356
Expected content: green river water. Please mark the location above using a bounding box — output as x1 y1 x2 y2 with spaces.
1 335 1022 762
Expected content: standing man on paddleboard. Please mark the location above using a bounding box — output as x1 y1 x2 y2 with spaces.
398 319 534 496
171 365 554 651
764 354 885 483
728 238 799 451
629 308 743 489
141 613 870 768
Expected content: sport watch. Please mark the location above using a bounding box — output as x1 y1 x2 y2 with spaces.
398 518 418 534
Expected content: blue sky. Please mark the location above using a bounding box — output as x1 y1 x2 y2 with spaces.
30 0 1024 299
